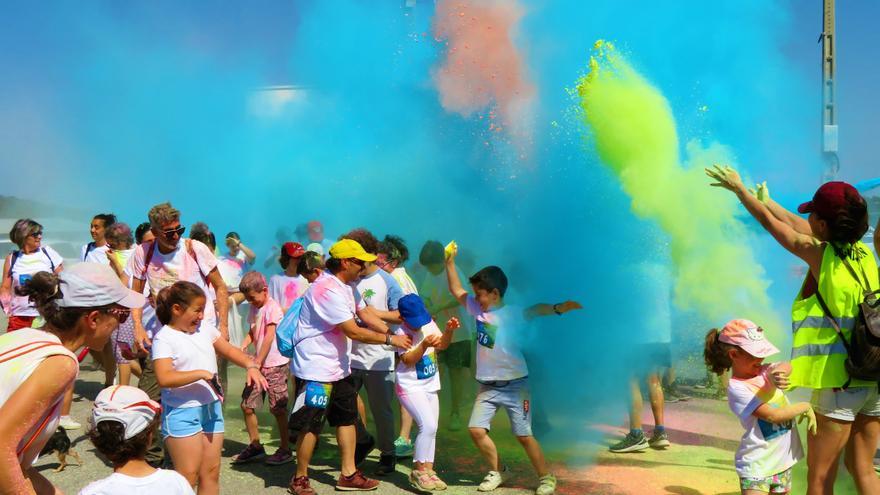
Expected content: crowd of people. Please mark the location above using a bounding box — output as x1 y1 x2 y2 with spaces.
2 171 879 495
0 202 582 495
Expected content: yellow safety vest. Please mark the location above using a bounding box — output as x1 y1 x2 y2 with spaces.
790 241 879 389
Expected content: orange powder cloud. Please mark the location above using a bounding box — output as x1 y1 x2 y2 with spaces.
432 0 535 142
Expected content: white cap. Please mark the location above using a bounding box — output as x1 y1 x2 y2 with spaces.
91 385 161 439
57 263 145 309
306 242 324 256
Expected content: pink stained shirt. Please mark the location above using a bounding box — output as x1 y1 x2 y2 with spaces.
248 297 288 368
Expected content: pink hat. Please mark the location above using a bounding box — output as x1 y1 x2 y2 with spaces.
90 385 161 439
719 319 779 358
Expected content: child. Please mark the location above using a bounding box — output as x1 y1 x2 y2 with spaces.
233 271 293 465
703 319 815 495
268 242 309 312
81 385 194 494
445 245 581 495
395 294 461 491
297 250 325 283
152 281 268 495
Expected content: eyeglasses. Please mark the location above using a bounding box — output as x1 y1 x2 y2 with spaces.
105 308 131 324
348 258 366 268
28 231 43 238
162 226 185 240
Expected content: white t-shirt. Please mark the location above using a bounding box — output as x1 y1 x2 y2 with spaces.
727 365 804 478
217 251 250 291
120 248 160 339
269 274 310 312
129 239 219 328
151 324 221 408
0 329 77 467
291 272 364 383
418 268 471 343
395 321 442 392
391 267 419 295
79 468 194 495
248 297 288 368
350 269 404 372
6 246 64 317
464 296 529 382
81 243 110 265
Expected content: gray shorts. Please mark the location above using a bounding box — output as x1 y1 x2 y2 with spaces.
468 376 532 436
811 386 880 422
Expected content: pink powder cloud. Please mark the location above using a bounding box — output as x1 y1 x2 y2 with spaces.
431 0 535 143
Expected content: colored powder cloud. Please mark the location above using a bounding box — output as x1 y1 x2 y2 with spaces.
431 0 535 149
574 41 785 339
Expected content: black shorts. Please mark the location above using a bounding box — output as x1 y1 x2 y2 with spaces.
637 343 672 374
289 374 359 435
439 340 471 368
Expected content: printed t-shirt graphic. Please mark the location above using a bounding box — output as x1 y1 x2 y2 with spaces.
727 365 803 478
394 320 442 393
7 246 64 317
464 295 528 382
350 269 403 372
269 274 310 312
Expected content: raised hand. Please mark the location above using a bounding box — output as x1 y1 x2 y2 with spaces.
705 164 743 192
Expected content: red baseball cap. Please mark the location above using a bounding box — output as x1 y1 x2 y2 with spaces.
307 221 323 241
798 181 860 218
283 242 305 258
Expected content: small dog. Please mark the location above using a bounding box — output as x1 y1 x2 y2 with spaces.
39 426 81 472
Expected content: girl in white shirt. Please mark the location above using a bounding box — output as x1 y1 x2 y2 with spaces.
152 281 268 495
394 294 460 492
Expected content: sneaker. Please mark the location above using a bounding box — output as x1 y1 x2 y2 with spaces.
374 454 396 476
58 416 81 430
355 434 375 466
664 391 680 404
288 475 316 495
447 412 463 432
409 469 436 492
648 430 670 449
665 384 691 401
428 470 448 491
478 467 506 492
336 470 379 491
608 431 648 453
232 442 266 464
264 447 294 465
394 436 414 457
536 474 557 495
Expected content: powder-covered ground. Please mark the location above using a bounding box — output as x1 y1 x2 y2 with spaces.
38 365 863 494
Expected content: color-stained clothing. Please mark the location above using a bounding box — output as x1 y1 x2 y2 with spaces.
464 296 528 382
5 246 63 317
394 321 442 393
350 269 403 372
247 297 288 368
727 365 803 478
269 274 309 312
218 251 250 292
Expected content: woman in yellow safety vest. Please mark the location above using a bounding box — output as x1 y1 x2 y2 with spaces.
707 166 879 495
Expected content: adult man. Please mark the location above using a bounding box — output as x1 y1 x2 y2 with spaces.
127 202 229 466
341 229 405 475
288 239 411 494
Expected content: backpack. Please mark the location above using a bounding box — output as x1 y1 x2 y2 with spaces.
140 239 207 284
83 241 96 261
276 296 305 358
815 255 880 387
7 248 57 278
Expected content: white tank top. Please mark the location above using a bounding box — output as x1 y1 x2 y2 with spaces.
0 328 78 467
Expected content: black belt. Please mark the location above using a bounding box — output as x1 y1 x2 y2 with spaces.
477 376 527 388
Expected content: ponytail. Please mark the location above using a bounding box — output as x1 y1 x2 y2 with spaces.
703 328 735 375
16 272 83 330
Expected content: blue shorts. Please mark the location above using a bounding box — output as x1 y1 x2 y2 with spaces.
161 401 225 438
469 377 532 436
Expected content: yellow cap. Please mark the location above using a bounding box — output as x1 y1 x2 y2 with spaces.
329 239 378 262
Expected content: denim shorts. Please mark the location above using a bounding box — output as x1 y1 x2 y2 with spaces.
161 400 225 438
811 386 880 422
469 376 532 436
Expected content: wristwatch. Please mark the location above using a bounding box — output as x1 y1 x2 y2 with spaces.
385 334 392 345
552 304 562 315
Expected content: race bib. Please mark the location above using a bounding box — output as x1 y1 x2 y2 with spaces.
758 418 791 441
416 352 438 380
18 274 32 286
304 381 332 410
476 320 496 349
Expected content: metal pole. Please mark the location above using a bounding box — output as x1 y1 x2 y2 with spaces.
821 0 839 182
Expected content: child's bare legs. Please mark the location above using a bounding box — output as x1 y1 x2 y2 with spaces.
516 435 548 477
399 406 413 441
242 405 260 445
198 433 223 495
469 427 499 471
414 461 434 472
166 434 205 489
117 363 133 386
273 410 291 451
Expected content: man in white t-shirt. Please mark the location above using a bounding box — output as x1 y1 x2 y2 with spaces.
126 202 228 467
287 239 411 495
341 229 405 476
81 213 117 264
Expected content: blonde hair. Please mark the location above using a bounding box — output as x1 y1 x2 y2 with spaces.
147 202 180 229
9 219 42 248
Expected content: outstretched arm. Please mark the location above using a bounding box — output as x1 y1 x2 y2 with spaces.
525 300 583 321
749 181 813 236
445 250 468 305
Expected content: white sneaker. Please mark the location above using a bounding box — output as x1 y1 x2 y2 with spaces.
478 467 506 492
536 474 557 495
59 416 81 430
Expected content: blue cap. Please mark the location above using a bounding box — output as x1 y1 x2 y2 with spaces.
398 294 432 329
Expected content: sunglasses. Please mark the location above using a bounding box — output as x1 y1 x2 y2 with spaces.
162 226 185 240
105 308 131 324
28 231 43 238
348 258 366 268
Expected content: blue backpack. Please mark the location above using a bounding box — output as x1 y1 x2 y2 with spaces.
276 296 304 358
